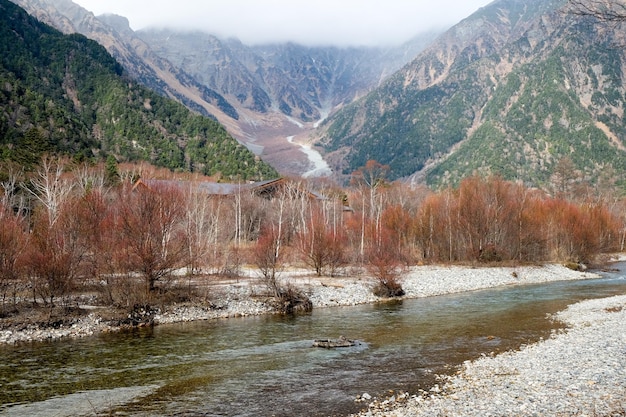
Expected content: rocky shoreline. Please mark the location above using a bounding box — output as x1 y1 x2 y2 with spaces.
0 263 601 345
355 293 626 416
1 262 624 416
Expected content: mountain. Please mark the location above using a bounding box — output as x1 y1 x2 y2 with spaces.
9 0 438 176
136 30 437 124
317 0 626 190
0 0 277 179
15 0 619 191
132 29 438 174
9 0 239 122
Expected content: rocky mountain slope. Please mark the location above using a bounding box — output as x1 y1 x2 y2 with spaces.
0 0 277 179
11 0 624 190
317 0 626 189
10 0 437 176
137 30 434 124
9 0 239 122
136 29 437 174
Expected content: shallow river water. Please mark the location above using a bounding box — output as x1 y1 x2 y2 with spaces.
1 268 626 417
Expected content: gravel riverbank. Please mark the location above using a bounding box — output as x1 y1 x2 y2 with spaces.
307 263 598 308
0 263 601 345
1 263 624 416
355 293 626 417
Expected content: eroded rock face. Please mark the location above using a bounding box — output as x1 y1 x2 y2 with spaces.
319 0 626 187
11 0 237 122
10 0 439 176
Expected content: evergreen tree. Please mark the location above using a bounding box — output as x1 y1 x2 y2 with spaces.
104 155 120 186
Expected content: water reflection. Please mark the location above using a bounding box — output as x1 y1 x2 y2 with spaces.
1 270 625 416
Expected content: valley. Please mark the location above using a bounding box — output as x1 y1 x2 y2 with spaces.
2 2 626 415
9 0 440 178
9 0 626 190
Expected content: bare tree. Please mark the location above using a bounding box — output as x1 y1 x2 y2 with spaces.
351 160 390 259
614 198 626 252
567 0 626 22
236 188 266 242
0 164 27 215
115 184 187 294
183 184 212 275
297 207 346 276
26 156 74 227
366 230 404 298
550 157 581 200
72 188 119 304
253 225 283 296
281 178 312 243
0 203 28 314
74 163 107 195
28 197 87 307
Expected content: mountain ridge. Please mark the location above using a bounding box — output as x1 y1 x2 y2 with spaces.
0 0 277 179
9 0 240 121
317 0 626 190
9 0 438 176
10 0 625 191
131 27 440 174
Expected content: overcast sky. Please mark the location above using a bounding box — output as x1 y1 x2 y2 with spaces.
72 0 493 47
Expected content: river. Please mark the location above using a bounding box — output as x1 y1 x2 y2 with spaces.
1 269 625 417
286 136 332 178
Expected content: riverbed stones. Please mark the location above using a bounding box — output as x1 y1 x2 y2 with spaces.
0 263 605 346
0 313 110 344
352 294 626 417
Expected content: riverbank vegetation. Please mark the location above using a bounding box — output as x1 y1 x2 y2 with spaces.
0 157 624 326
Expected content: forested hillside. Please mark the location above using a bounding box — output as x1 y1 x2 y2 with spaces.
0 0 277 179
319 0 626 190
10 0 441 176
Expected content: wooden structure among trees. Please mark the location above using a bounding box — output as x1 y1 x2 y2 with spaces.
133 178 324 201
1 156 624 316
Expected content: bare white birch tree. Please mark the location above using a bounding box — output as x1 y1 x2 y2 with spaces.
26 156 74 227
0 165 27 215
74 163 106 195
183 184 211 275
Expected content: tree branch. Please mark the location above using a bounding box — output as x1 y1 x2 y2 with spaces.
566 0 626 22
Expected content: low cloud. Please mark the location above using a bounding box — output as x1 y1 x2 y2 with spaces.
74 0 491 47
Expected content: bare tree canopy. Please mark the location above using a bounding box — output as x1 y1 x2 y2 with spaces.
567 0 626 22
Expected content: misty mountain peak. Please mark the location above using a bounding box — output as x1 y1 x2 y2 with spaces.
96 13 132 35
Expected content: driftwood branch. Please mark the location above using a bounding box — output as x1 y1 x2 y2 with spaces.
566 0 626 22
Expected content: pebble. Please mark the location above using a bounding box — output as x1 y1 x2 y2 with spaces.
0 314 109 344
1 263 622 416
351 294 626 417
0 266 611 343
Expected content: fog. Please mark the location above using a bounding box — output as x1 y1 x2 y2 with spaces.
72 0 493 47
